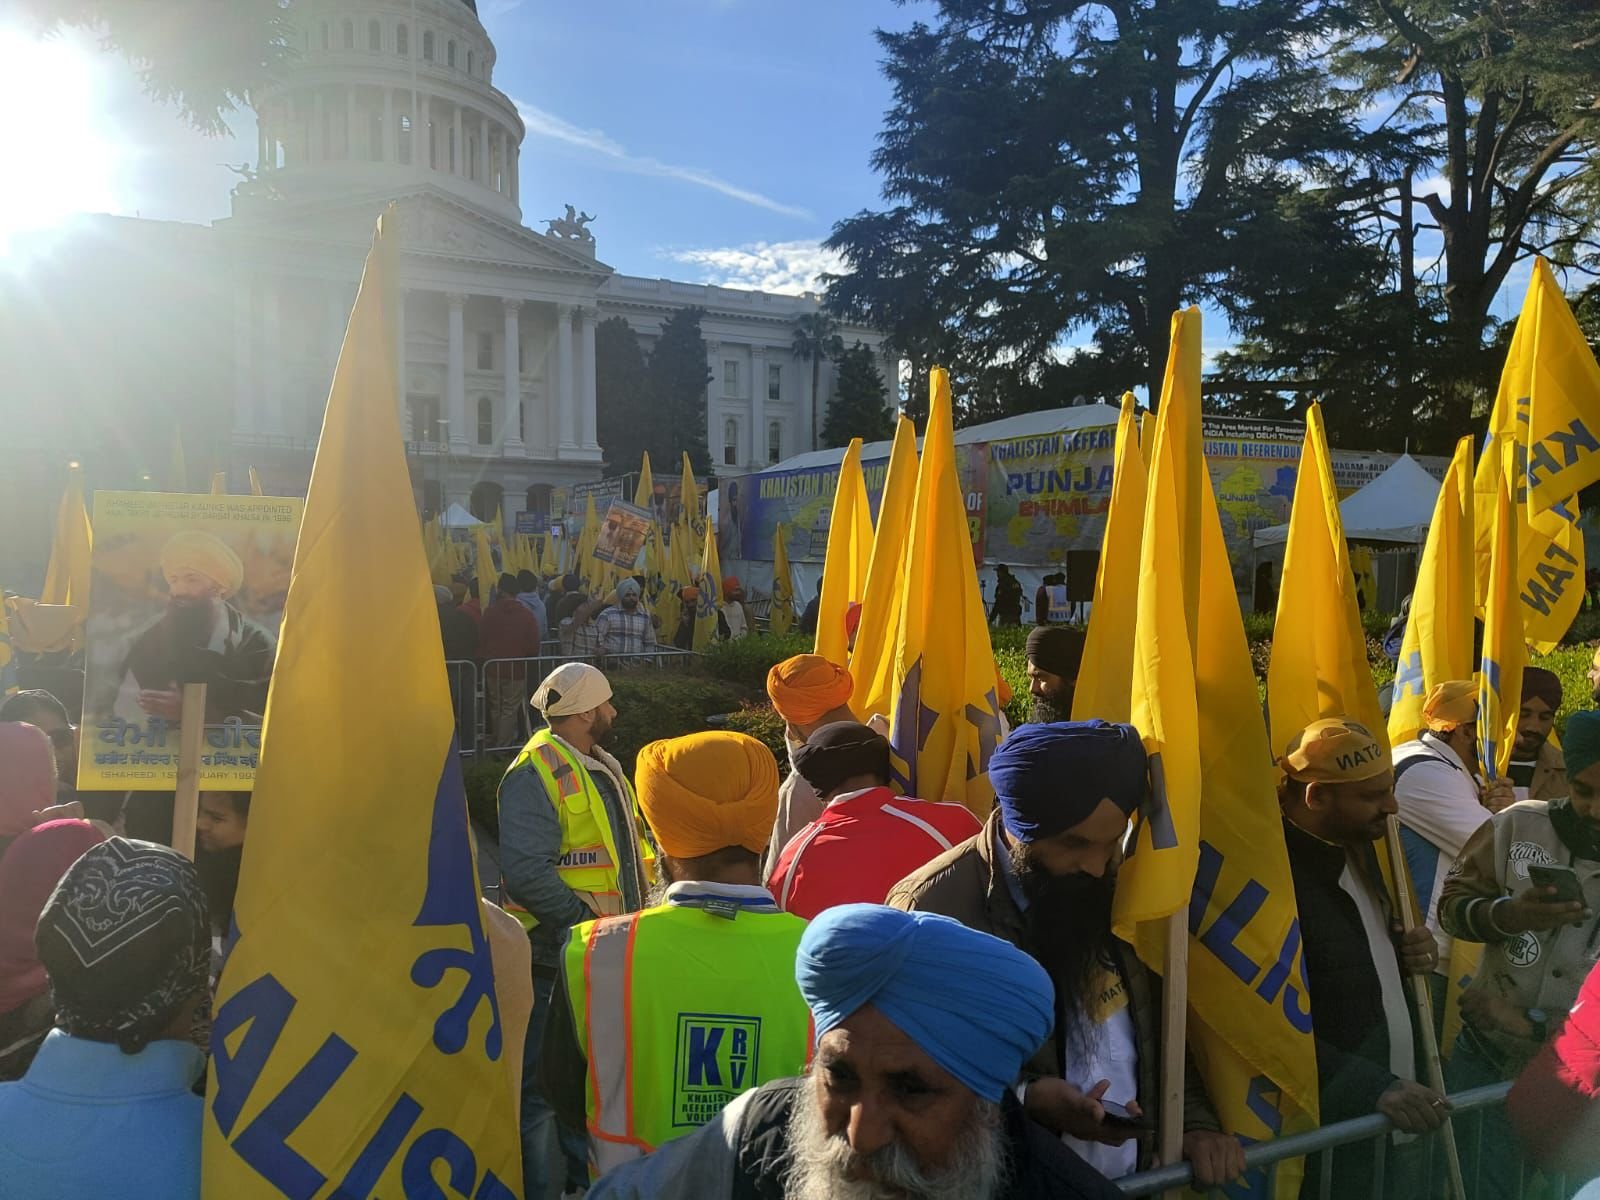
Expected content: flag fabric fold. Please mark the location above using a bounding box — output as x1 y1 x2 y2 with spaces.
850 415 918 719
203 208 522 1197
1072 392 1146 724
694 507 724 651
1388 437 1476 746
815 438 873 667
886 369 1000 817
41 464 93 611
1479 450 1525 783
1523 258 1600 515
1266 401 1388 761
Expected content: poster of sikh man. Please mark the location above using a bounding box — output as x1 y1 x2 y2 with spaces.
111 531 277 728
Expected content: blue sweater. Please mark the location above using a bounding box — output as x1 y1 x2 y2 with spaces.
0 1029 204 1200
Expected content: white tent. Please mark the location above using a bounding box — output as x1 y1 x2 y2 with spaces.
1252 453 1440 548
440 502 485 529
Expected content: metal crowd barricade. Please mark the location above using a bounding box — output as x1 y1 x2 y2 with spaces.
443 659 479 758
474 645 702 757
1117 1081 1567 1199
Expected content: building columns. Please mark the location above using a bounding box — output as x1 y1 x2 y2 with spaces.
749 345 767 467
452 103 463 176
345 85 356 159
578 307 598 451
509 142 519 204
503 299 524 454
384 89 396 163
259 279 283 436
556 304 577 448
446 292 468 451
233 281 254 437
477 113 489 185
310 88 325 161
420 93 431 169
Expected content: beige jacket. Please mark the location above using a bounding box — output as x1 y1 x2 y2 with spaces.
1438 799 1600 1070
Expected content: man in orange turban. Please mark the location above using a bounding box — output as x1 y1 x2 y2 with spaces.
539 731 811 1174
763 654 857 878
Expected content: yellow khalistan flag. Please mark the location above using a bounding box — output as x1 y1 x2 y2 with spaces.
1479 448 1525 783
676 453 702 568
249 467 264 497
1389 437 1475 745
887 369 1000 816
634 451 655 509
538 527 559 577
816 437 873 666
694 508 724 651
474 519 497 609
849 415 918 718
574 494 602 591
1522 258 1600 515
1115 308 1205 933
41 463 93 609
770 522 795 636
1266 402 1388 760
1072 392 1146 724
1474 266 1587 653
203 209 521 1196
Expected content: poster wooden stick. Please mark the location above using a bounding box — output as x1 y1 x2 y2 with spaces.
171 683 208 860
1385 816 1466 1200
1159 909 1188 1175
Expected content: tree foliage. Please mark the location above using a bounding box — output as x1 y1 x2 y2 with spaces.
822 344 895 447
825 0 1385 409
21 0 292 135
646 307 713 476
791 313 845 442
595 317 655 475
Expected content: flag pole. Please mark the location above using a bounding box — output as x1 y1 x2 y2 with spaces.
1385 816 1466 1200
1159 912 1188 1174
171 683 208 860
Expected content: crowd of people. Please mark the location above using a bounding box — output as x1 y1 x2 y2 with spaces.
5 607 1600 1199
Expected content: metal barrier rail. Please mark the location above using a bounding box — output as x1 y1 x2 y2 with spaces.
462 648 702 757
1117 1081 1566 1198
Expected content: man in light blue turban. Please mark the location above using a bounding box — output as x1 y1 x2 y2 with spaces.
887 720 1244 1189
587 903 1122 1200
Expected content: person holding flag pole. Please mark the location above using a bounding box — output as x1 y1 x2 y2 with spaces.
202 208 523 1196
1116 308 1320 1198
1267 401 1461 1197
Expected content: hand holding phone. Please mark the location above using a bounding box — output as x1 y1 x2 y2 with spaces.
1099 1099 1155 1133
1505 865 1589 932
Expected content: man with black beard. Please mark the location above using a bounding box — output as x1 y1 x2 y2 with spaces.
886 720 1243 1189
111 532 275 728
585 903 1122 1200
1023 626 1083 722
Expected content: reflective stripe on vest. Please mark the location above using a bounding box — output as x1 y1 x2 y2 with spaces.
500 731 635 924
569 903 814 1178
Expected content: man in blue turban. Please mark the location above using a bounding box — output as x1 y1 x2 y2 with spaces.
587 903 1122 1200
887 720 1243 1188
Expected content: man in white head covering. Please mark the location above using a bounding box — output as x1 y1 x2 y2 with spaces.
497 661 656 1200
111 531 276 728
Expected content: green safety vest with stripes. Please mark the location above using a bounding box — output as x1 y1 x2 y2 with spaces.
562 898 813 1177
500 730 655 929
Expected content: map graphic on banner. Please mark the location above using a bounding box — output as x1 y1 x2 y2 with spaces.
80 490 302 790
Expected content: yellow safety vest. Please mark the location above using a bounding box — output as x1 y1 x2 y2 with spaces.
500 730 655 929
563 897 813 1177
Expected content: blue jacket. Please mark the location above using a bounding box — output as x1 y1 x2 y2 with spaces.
0 1029 204 1200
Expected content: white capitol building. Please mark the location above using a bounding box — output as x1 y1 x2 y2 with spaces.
25 0 888 530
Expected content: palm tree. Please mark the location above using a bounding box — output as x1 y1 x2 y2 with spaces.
791 313 844 450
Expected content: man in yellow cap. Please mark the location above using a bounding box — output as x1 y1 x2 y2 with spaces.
539 731 812 1180
762 654 858 877
1279 717 1448 1193
1392 680 1512 983
498 660 654 1200
110 530 276 728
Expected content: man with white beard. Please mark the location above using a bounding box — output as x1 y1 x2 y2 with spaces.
586 903 1122 1200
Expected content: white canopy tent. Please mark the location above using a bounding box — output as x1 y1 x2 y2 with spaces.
1252 453 1440 548
440 502 485 529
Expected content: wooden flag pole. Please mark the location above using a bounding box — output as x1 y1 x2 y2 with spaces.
171 683 208 860
1384 815 1466 1200
1159 910 1188 1179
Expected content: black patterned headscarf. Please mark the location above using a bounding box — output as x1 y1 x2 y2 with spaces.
35 838 210 1054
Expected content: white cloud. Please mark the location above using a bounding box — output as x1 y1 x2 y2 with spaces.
664 239 844 294
512 100 811 220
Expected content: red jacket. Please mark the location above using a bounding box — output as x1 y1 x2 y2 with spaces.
768 786 982 920
477 595 542 669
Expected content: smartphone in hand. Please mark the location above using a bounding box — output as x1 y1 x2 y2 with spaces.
1100 1100 1155 1132
1529 863 1585 906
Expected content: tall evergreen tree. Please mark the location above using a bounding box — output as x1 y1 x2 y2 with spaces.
648 307 713 475
822 344 895 447
825 0 1386 409
595 317 654 475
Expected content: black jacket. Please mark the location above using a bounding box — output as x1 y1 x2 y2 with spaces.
1282 817 1407 1120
